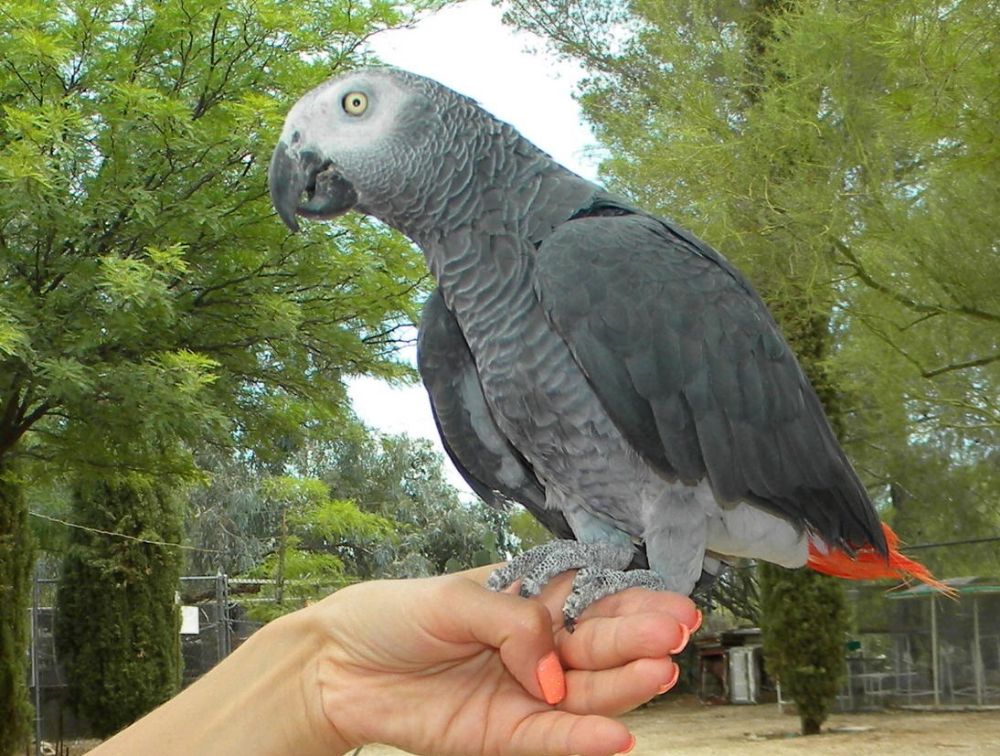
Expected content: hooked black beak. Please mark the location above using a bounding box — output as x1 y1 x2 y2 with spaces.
268 142 358 232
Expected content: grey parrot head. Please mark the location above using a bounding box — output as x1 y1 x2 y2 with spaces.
269 67 482 233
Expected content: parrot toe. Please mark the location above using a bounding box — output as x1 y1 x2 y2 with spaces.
563 567 668 630
487 540 636 622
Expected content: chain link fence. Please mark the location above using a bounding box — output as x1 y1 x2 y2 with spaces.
26 572 290 753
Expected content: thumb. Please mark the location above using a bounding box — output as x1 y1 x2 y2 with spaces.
429 577 566 705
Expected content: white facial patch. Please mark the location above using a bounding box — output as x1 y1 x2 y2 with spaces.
281 72 409 159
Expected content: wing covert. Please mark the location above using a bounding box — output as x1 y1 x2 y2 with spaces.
533 210 885 554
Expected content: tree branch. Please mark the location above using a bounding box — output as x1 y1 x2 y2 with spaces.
833 238 1000 323
923 353 1000 379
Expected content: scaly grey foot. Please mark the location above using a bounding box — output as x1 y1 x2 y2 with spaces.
487 540 641 627
562 567 668 630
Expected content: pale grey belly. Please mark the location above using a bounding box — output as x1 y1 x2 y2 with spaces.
467 299 650 537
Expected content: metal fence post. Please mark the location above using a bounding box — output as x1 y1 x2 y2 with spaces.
930 594 940 706
215 572 231 661
31 564 41 756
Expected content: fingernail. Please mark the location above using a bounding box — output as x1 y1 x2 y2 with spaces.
536 651 566 705
613 734 636 755
689 609 703 634
657 662 680 695
668 622 691 655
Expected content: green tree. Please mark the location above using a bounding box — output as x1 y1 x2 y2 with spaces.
307 431 512 577
183 421 508 598
759 562 847 734
55 474 184 738
245 475 395 621
0 465 32 754
0 0 437 472
0 0 446 740
183 447 273 576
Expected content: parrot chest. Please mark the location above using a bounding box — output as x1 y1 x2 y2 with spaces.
434 241 648 532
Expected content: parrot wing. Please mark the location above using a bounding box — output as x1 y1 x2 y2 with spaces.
533 202 886 555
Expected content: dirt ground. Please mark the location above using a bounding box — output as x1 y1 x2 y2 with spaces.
64 695 1000 755
359 695 1000 756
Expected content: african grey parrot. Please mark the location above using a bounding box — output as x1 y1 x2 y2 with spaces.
268 67 942 623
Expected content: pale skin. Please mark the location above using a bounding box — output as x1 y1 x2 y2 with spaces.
89 566 699 756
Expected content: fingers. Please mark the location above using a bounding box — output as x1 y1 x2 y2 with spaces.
561 658 678 716
582 586 699 630
427 576 566 705
508 710 634 756
559 611 689 671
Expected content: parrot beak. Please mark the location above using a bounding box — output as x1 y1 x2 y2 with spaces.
268 141 358 232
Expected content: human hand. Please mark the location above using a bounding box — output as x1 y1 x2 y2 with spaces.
311 569 698 756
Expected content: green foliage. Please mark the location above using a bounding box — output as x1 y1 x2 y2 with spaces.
190 427 511 619
247 545 349 621
245 474 403 619
266 476 396 544
0 0 440 474
184 421 507 598
883 447 1000 579
182 448 273 575
0 466 33 756
759 563 847 734
306 430 513 577
55 474 184 738
508 508 551 552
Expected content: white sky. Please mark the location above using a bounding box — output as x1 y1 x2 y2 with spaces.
346 0 600 492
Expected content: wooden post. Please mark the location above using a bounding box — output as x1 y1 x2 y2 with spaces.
930 594 940 706
972 597 984 706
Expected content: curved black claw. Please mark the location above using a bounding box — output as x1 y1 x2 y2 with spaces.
487 540 644 629
563 567 668 629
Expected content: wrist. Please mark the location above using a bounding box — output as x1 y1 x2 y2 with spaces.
268 599 361 756
88 602 352 756
304 586 379 753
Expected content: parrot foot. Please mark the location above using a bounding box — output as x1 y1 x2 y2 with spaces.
562 568 667 630
486 539 636 625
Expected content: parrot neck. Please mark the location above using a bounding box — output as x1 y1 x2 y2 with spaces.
382 117 598 255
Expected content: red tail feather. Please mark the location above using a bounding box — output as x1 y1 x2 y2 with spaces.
808 522 956 597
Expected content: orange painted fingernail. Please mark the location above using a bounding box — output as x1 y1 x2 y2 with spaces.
687 609 703 634
657 662 680 695
669 621 691 655
613 734 636 755
536 651 566 705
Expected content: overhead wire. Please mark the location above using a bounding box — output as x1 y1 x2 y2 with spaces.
28 510 224 554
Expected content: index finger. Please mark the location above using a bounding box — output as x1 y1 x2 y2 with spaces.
578 586 699 630
558 611 690 671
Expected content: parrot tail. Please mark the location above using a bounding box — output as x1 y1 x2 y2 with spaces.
807 522 957 597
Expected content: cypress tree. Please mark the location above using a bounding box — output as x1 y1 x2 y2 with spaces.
759 563 847 734
56 475 183 737
0 466 33 755
759 266 850 737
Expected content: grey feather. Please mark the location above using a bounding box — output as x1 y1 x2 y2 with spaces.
416 288 574 540
533 204 883 553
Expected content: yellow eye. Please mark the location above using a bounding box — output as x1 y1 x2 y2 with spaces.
342 91 368 116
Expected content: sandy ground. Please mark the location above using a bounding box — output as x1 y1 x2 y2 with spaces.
359 695 1000 756
64 695 1000 755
